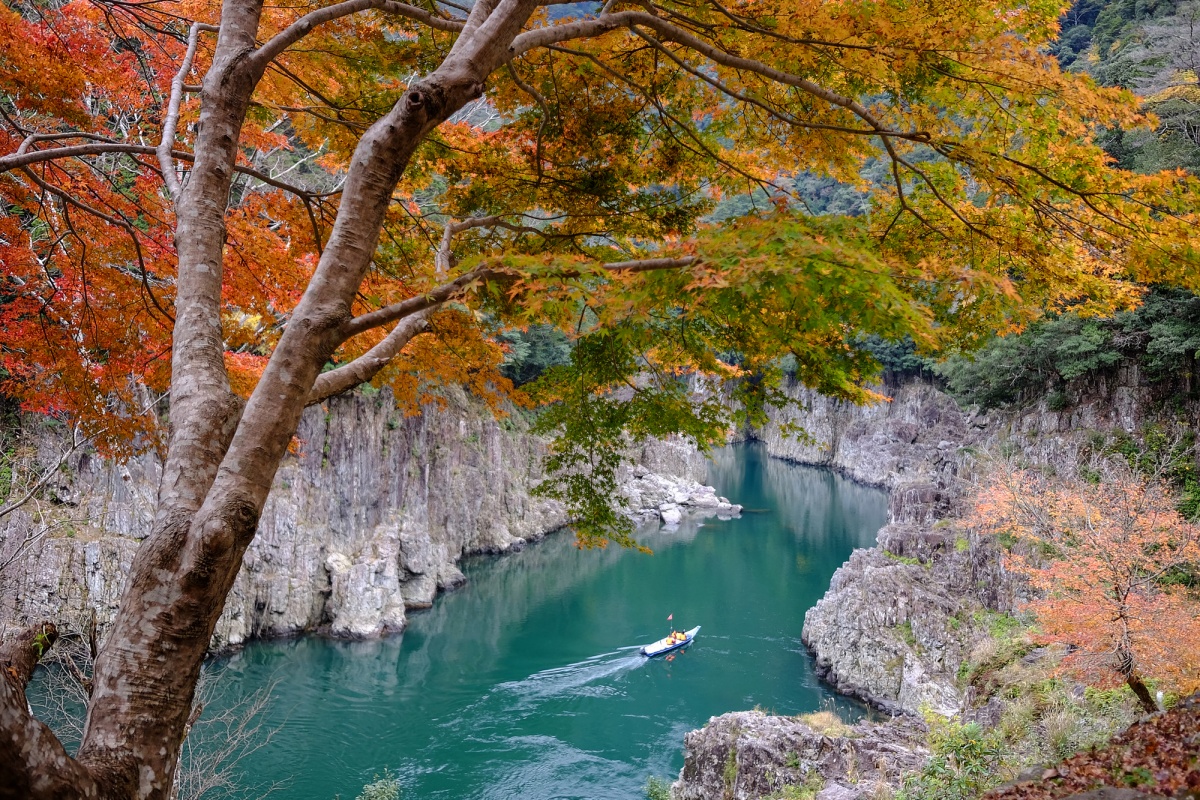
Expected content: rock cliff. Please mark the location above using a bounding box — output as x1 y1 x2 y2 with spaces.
0 388 711 648
674 372 1193 799
759 374 1191 716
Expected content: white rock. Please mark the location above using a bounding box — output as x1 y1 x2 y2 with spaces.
660 506 683 525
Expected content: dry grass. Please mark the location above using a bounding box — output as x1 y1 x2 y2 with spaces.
796 710 856 738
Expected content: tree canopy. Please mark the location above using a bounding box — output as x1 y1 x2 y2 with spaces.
970 460 1200 711
1 0 1200 795
3 0 1198 448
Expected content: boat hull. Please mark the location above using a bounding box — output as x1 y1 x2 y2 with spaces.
640 626 701 657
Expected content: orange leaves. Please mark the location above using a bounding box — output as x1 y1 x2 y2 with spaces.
376 307 524 416
0 1 139 126
969 463 1200 696
225 352 268 399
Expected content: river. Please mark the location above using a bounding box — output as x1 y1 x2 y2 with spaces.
37 443 889 799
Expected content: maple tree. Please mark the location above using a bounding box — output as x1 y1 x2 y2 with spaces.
1 0 1200 795
970 461 1200 713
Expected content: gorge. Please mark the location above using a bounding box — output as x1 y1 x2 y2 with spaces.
4 366 1196 799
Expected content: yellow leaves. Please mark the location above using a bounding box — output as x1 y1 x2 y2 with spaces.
1146 71 1200 105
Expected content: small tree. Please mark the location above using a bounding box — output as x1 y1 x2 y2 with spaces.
971 461 1200 712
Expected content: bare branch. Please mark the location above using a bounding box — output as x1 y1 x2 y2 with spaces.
1 141 330 200
159 22 218 201
0 424 90 525
251 0 464 70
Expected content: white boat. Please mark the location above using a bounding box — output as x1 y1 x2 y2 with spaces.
640 626 701 657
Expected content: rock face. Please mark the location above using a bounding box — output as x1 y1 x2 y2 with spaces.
802 526 1016 717
674 370 1195 800
673 710 929 800
0 388 710 647
753 381 974 492
753 374 1189 717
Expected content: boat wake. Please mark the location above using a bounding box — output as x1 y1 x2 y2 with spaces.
494 647 646 706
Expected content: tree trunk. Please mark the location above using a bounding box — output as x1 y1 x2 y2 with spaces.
1126 673 1160 714
0 1 543 796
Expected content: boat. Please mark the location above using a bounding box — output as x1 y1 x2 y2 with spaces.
640 626 701 657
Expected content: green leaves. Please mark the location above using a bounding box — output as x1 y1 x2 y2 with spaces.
530 331 728 549
523 212 951 547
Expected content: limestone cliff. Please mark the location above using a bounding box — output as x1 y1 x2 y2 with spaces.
759 374 1192 716
0 388 711 648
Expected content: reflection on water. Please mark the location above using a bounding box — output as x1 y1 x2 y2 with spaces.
184 443 888 799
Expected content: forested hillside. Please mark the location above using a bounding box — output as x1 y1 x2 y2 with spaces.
876 1 1200 410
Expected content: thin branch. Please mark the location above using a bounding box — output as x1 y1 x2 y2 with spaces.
0 424 90 525
19 166 176 322
1 141 330 200
340 254 697 339
505 60 549 181
159 22 218 201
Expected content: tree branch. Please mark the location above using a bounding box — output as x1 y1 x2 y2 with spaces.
0 622 102 800
307 310 433 404
341 267 495 339
250 0 464 70
1 141 329 200
0 623 58 690
341 254 696 341
159 22 219 202
510 11 911 137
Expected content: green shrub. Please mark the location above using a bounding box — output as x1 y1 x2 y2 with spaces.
645 776 672 800
355 770 400 800
897 717 1005 800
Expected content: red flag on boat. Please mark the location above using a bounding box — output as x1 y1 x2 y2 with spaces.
667 613 673 621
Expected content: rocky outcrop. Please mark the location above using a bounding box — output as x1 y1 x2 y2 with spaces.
754 373 1191 717
752 381 978 492
622 468 743 526
0 387 711 647
801 525 1016 717
673 710 929 800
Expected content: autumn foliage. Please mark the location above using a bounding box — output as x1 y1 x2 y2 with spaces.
970 461 1200 710
3 0 1200 462
4 0 1200 794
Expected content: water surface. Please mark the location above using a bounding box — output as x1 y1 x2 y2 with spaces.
175 444 888 798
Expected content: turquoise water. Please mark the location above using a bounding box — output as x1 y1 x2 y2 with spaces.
33 444 885 798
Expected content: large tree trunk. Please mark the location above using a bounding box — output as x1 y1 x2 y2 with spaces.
0 0 541 796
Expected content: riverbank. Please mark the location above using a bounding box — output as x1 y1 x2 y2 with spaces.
20 442 885 799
